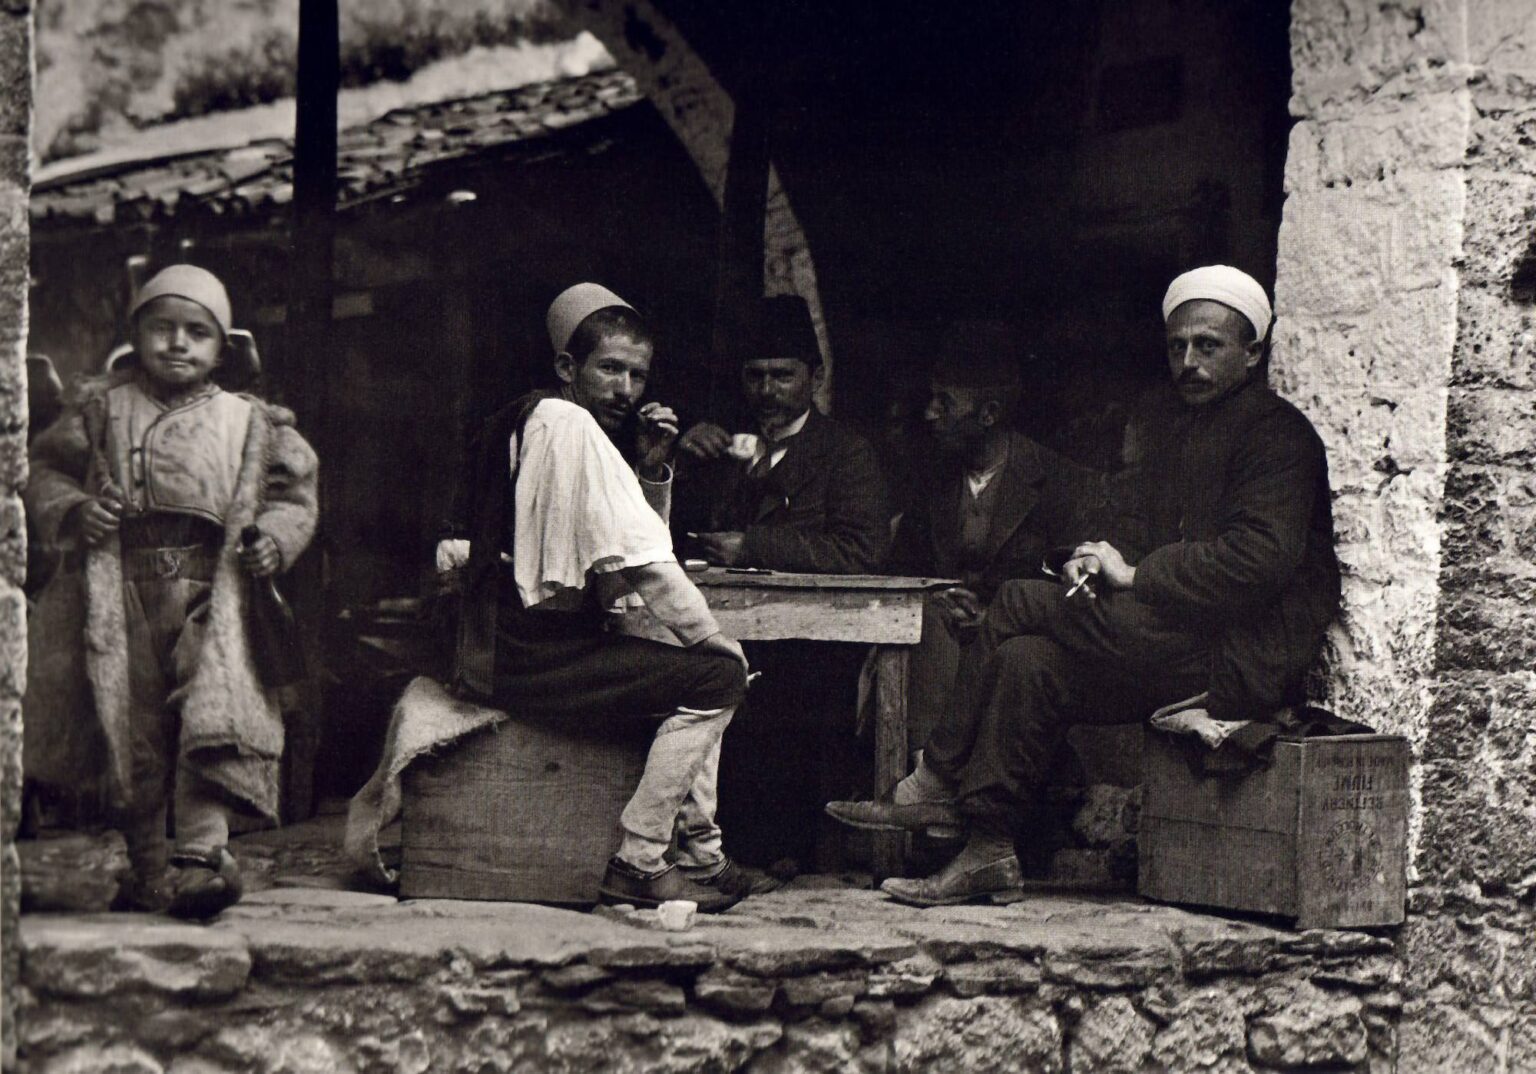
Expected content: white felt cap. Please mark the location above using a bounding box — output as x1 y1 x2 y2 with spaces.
546 282 635 354
1162 265 1272 341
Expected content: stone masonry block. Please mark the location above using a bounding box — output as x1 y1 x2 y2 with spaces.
1439 461 1536 576
1452 282 1536 390
1468 79 1536 179
1273 291 1458 394
1 699 18 840
1439 582 1536 672
1467 0 1536 77
1248 983 1368 1068
1459 172 1536 289
1286 91 1471 194
893 997 1062 1074
1446 386 1536 465
20 919 253 1000
1417 734 1536 889
1281 386 1446 486
1331 468 1445 579
1330 570 1439 677
0 13 29 140
1398 1002 1505 1074
1291 0 1469 118
1276 175 1464 316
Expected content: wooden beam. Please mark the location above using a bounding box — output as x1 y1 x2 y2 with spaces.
708 2 772 415
288 0 339 424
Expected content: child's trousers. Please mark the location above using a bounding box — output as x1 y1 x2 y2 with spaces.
120 545 232 875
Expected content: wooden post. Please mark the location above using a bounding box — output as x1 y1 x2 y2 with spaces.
280 0 338 824
872 646 911 878
708 4 772 416
289 0 338 427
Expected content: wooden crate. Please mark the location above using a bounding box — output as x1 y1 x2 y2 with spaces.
400 718 650 905
1138 732 1408 929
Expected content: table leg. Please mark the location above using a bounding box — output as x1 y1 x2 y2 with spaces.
872 646 910 878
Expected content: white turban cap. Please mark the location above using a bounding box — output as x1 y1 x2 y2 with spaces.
130 264 233 337
547 282 636 355
1161 265 1272 341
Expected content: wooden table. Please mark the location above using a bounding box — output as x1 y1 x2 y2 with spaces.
690 568 955 877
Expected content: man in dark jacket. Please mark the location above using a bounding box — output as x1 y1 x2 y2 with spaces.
678 295 890 574
676 295 889 866
888 326 1106 746
829 265 1342 905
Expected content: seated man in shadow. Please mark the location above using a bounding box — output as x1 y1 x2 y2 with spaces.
675 295 891 869
830 266 1342 906
888 325 1110 757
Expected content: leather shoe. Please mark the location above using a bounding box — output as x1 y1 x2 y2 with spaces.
686 858 781 898
167 847 244 920
880 846 1022 907
599 860 742 913
824 799 964 839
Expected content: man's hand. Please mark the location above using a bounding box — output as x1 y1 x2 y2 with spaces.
1068 540 1135 591
696 531 746 566
240 530 283 577
696 631 749 673
72 496 123 547
933 586 983 628
678 421 732 460
636 402 680 477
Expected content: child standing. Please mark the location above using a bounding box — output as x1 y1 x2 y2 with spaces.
24 265 318 918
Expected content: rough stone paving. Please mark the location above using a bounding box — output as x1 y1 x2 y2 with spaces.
14 820 1403 1074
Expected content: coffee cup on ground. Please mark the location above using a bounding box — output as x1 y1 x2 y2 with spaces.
657 899 697 931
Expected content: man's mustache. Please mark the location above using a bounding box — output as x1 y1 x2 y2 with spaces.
1177 371 1208 387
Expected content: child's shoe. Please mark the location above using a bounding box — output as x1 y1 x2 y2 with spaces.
112 869 171 913
167 847 244 920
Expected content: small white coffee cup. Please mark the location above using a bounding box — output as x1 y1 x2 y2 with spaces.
726 434 760 462
657 899 697 931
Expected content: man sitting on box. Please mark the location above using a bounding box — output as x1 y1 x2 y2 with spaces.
827 265 1342 906
437 283 767 912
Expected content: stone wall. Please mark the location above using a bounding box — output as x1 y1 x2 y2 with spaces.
15 888 1404 1073
1275 1 1536 1069
0 1 31 1067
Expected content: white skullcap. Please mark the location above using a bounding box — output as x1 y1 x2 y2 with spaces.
130 264 233 337
1162 265 1272 341
546 282 636 355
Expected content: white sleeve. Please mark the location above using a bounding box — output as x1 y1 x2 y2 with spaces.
512 399 676 608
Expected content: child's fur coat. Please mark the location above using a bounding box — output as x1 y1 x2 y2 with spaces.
23 372 318 823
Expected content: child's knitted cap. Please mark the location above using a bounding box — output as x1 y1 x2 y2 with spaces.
130 265 233 338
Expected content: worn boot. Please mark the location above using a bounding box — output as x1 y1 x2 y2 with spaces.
599 859 742 913
682 857 781 898
167 847 244 920
880 834 1022 907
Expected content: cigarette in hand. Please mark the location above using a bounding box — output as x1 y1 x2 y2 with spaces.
1065 573 1092 599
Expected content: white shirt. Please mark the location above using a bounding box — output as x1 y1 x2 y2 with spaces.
964 460 1005 499
752 408 811 472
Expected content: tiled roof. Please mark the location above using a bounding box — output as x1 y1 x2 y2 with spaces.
31 68 642 227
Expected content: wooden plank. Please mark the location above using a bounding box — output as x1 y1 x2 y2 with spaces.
690 569 957 592
1138 818 1298 917
401 720 649 905
1142 733 1301 833
871 647 911 878
707 587 925 644
1295 737 1409 928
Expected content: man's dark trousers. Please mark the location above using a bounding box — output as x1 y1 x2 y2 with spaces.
925 579 1210 832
